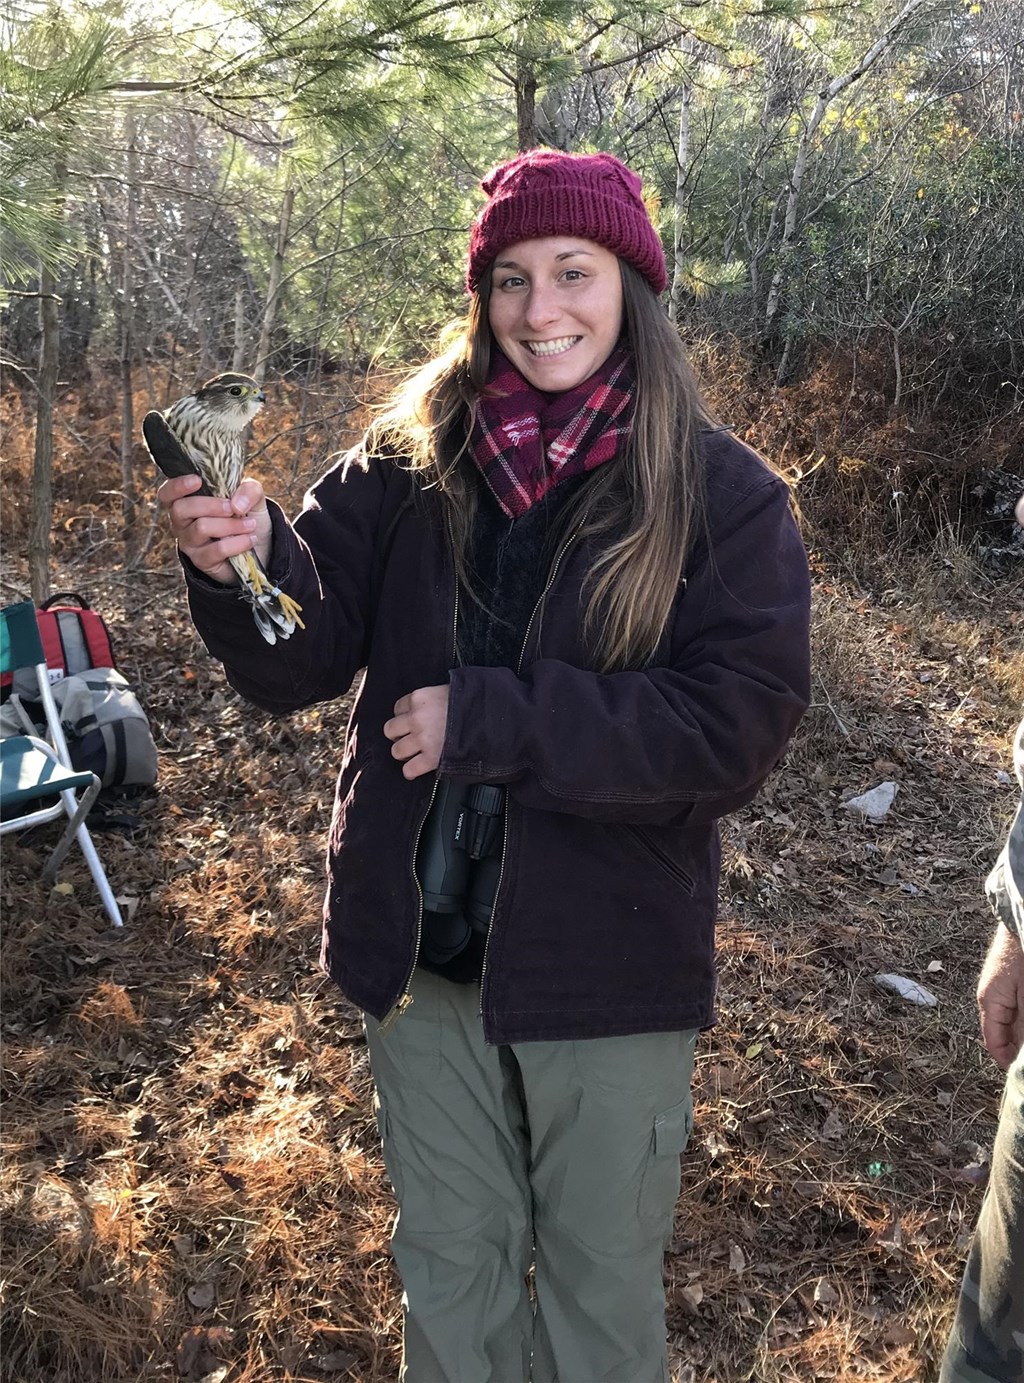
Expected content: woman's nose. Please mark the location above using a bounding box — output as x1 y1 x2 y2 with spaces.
523 284 559 330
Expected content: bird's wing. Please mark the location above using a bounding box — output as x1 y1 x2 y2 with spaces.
142 412 213 495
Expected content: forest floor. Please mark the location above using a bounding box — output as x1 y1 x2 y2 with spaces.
1 377 1023 1383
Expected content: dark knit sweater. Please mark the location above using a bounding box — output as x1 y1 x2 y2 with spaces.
460 473 586 670
419 473 585 982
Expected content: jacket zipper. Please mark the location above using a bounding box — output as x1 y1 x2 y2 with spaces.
478 529 580 1019
378 580 460 1034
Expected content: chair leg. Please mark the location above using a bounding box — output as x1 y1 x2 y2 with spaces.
44 780 125 928
76 823 124 928
43 780 101 882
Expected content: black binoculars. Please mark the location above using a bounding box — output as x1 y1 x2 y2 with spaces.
416 780 505 966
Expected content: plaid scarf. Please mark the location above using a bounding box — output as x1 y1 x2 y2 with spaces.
469 347 635 519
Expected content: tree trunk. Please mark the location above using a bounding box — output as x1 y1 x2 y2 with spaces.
253 178 295 386
29 262 60 604
669 77 693 324
762 0 927 343
516 56 539 151
120 113 138 561
292 203 345 481
232 288 247 372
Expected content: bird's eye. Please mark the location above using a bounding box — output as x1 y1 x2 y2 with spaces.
230 386 242 396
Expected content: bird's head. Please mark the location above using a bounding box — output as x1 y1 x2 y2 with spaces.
192 373 266 433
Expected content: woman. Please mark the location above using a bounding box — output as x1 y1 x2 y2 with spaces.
158 150 812 1383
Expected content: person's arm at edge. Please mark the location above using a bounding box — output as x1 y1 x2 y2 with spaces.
976 716 1024 1069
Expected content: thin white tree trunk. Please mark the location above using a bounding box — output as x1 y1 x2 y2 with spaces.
669 77 693 324
232 288 247 372
763 0 927 338
120 112 138 559
29 262 59 604
253 177 295 386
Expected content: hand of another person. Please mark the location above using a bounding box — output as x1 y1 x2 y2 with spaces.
157 473 272 586
384 686 450 780
976 923 1024 1070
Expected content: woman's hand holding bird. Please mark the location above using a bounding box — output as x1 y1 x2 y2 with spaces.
158 473 272 587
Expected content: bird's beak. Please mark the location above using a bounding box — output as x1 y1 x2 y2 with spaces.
256 390 266 404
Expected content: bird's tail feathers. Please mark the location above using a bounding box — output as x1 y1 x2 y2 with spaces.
228 551 305 644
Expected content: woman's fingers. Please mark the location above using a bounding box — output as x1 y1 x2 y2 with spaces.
383 686 450 779
232 477 266 516
976 926 1024 1070
158 475 271 584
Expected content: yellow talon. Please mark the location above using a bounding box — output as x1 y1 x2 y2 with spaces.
241 549 265 590
278 592 305 629
239 549 303 628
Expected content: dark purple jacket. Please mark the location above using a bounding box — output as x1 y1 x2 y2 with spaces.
185 429 811 1043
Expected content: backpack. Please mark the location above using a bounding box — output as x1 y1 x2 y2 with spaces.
0 592 116 693
0 590 157 792
1 669 158 791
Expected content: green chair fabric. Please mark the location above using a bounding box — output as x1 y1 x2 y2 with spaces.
0 601 45 673
0 601 123 925
1 736 96 812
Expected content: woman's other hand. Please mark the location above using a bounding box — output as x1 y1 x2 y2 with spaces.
977 923 1024 1070
384 686 450 779
158 473 272 585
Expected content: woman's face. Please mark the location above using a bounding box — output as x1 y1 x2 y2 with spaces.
487 237 624 392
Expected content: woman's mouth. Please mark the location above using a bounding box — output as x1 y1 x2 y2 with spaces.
525 337 581 357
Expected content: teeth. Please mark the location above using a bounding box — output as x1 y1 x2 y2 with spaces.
527 337 579 357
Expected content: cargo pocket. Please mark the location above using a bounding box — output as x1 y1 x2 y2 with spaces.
638 1095 694 1226
373 1095 405 1202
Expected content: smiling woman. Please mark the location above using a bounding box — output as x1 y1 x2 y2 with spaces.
487 239 624 392
159 147 812 1382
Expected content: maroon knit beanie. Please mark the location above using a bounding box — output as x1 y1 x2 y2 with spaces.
466 149 667 296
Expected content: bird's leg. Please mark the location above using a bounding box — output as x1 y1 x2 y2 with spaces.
276 592 306 629
237 549 305 630
240 548 272 595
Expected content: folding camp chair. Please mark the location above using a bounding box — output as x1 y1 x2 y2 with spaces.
0 600 123 926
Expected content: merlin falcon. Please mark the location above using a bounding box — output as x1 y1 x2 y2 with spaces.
142 373 303 644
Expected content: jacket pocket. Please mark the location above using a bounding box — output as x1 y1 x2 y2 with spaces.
625 825 695 893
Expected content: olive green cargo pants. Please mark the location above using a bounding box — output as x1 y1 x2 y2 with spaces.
940 1044 1024 1383
365 969 697 1383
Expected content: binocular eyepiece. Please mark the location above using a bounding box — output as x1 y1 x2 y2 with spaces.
416 780 505 967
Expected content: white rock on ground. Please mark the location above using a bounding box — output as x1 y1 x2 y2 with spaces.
874 973 938 1007
843 781 899 821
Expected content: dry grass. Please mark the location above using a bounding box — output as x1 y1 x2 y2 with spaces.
1 372 1023 1382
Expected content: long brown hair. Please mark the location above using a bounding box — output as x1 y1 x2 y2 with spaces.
366 262 715 671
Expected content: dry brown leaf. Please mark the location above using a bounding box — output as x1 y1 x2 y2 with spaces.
312 1349 358 1373
883 1321 917 1347
676 1281 704 1313
813 1278 839 1309
820 1108 846 1141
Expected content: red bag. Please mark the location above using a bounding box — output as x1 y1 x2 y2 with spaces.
37 593 116 675
1 592 115 692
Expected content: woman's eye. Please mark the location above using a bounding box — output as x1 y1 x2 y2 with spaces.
498 275 526 290
562 269 585 282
